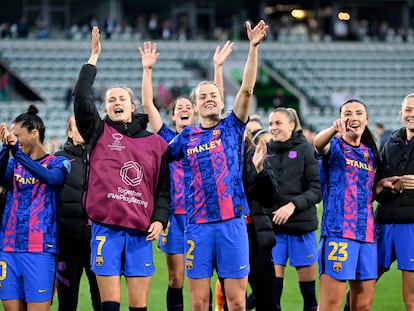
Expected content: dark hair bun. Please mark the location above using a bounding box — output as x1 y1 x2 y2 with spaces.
27 104 39 115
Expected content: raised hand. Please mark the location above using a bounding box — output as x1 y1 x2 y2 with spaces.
0 123 9 145
91 26 101 56
252 137 267 173
139 41 159 70
0 123 16 146
332 118 348 136
213 40 234 67
87 26 101 66
246 20 268 46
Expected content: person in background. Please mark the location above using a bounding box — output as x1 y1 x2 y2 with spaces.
250 128 271 146
244 125 275 311
104 15 116 39
73 26 170 311
54 115 101 311
302 125 317 145
0 68 10 101
273 88 287 108
140 39 233 311
314 99 380 311
17 15 29 38
214 279 226 311
374 122 392 152
245 114 263 141
244 132 280 311
374 93 414 311
35 12 49 39
46 136 61 154
156 79 172 111
267 107 321 311
0 105 70 310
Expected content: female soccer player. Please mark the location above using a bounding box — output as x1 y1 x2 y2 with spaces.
314 99 380 311
0 105 70 310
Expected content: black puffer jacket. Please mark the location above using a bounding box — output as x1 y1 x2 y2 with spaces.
244 147 280 254
375 127 414 224
267 131 321 235
54 140 89 245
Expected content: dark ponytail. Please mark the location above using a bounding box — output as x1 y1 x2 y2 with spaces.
13 104 46 143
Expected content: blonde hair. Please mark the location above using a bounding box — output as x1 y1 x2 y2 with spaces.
271 107 302 132
105 85 135 105
189 81 223 104
402 93 414 107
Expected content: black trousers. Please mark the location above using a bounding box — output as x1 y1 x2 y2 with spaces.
247 223 279 311
56 239 101 311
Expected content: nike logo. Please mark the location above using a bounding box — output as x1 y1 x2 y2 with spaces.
239 265 247 270
410 258 414 262
38 289 47 293
307 254 314 258
145 263 152 267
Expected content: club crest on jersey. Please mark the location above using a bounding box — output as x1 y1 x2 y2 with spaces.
96 256 104 266
333 262 342 272
185 260 193 270
212 129 220 137
288 150 297 159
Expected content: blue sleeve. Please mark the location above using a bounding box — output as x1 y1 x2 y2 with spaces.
168 131 185 161
10 144 71 186
0 145 12 184
225 111 246 136
158 124 176 143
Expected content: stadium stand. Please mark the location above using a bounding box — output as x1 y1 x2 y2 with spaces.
1 39 414 146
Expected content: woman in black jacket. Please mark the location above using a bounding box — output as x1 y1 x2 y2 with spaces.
375 93 414 310
244 131 280 311
218 132 280 311
54 115 100 311
267 107 321 311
